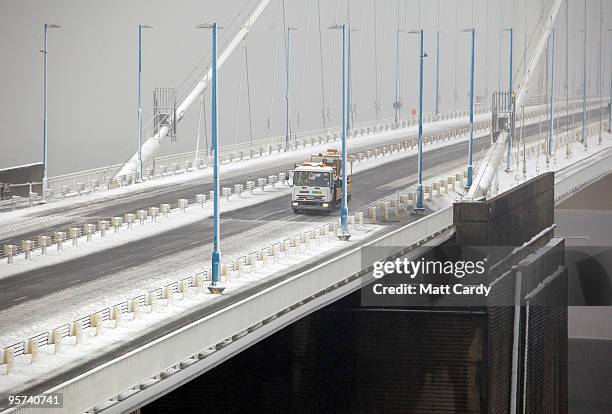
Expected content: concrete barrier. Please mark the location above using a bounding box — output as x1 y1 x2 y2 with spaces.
148 207 159 222
50 328 62 354
257 178 267 191
39 235 49 254
21 240 33 259
111 306 122 327
196 194 206 207
26 339 39 364
369 206 377 223
246 181 255 194
160 204 171 217
98 221 109 237
2 347 14 374
125 213 135 230
162 286 174 305
70 321 83 345
55 231 66 250
4 245 16 263
268 175 277 188
178 280 189 297
146 293 157 312
90 313 104 336
136 210 147 225
222 188 232 201
111 217 123 233
234 184 244 197
69 228 81 246
130 299 140 318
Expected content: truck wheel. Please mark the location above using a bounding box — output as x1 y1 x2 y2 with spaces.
293 209 300 215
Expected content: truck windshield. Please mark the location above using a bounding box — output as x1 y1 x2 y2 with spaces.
294 171 330 187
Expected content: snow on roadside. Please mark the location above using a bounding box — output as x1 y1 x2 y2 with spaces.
495 131 612 194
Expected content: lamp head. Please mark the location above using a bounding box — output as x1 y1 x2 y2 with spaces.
195 23 215 29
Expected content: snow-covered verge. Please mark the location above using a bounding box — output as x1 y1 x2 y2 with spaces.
495 128 612 195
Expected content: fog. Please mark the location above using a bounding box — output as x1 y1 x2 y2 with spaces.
0 0 609 175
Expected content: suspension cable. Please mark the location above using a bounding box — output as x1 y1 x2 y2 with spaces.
244 35 254 149
234 39 246 149
203 88 209 159
317 0 327 130
373 0 380 119
195 92 204 163
267 0 283 138
296 0 313 131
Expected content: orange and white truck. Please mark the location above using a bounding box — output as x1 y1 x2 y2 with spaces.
288 149 352 213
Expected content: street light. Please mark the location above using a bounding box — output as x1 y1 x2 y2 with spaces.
137 24 152 181
329 24 350 240
41 23 61 196
462 28 476 188
196 22 224 294
501 28 513 172
285 27 297 151
408 29 426 210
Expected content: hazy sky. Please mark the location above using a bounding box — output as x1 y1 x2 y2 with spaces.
0 0 609 175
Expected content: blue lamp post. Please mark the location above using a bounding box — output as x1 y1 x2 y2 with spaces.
197 22 224 294
502 27 513 171
408 29 426 210
329 24 350 240
41 23 60 196
137 24 152 181
462 28 476 188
